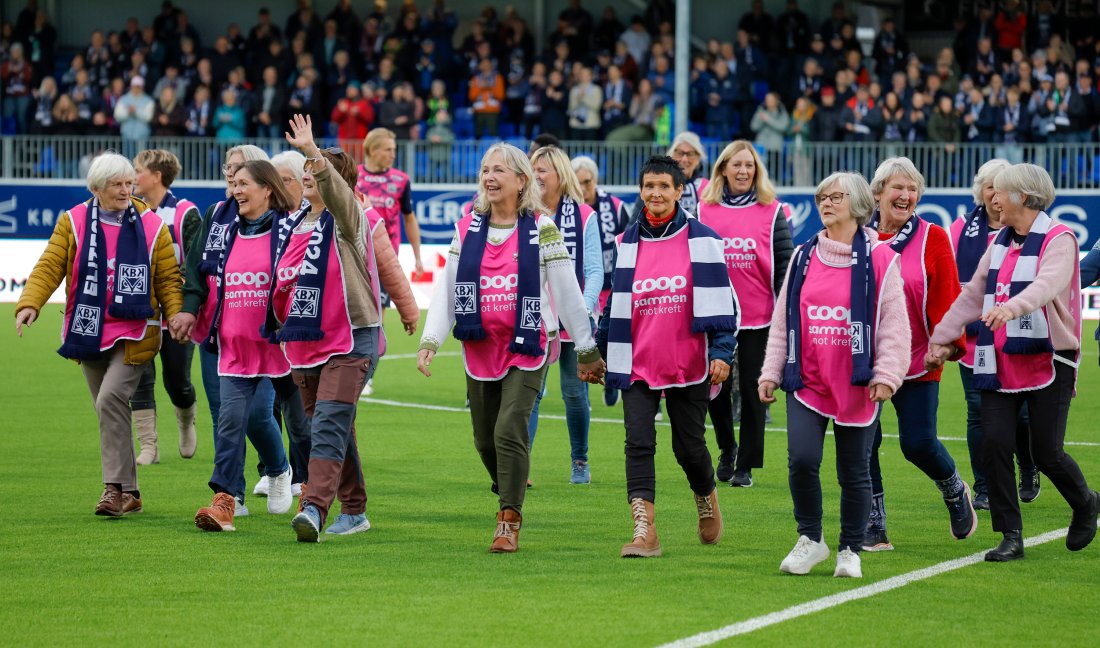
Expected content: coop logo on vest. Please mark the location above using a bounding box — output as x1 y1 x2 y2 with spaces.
225 271 270 287
117 264 147 295
722 236 757 251
996 282 1011 297
807 305 851 321
806 304 854 340
632 275 687 294
480 274 519 290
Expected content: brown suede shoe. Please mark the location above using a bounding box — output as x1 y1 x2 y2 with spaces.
621 498 661 557
489 509 522 553
95 485 123 517
195 492 236 532
695 488 723 544
296 482 308 513
121 492 143 515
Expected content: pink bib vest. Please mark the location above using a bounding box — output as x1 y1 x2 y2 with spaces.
949 217 1000 368
456 217 549 380
892 217 934 379
216 231 290 377
356 165 410 252
629 225 708 388
793 244 898 426
64 203 162 351
697 200 779 329
985 225 1080 392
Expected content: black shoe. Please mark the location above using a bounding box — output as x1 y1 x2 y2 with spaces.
1067 490 1099 551
1019 469 1041 503
945 483 978 540
602 385 619 407
972 491 990 511
985 530 1024 562
862 526 894 552
730 469 753 488
716 448 736 483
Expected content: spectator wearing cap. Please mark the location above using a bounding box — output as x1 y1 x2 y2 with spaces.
811 85 843 142
114 75 154 143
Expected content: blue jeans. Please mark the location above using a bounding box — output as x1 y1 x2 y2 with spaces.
209 375 289 501
958 364 1035 495
526 341 590 462
869 380 956 495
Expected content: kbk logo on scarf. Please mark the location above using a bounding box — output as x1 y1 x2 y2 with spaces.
633 276 687 294
117 264 148 295
289 286 319 318
454 282 476 314
72 304 101 336
207 222 229 250
520 297 541 330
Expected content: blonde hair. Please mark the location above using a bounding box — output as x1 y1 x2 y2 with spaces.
363 127 396 156
701 140 777 205
226 144 269 164
971 158 1011 205
472 143 547 216
816 172 875 226
870 156 925 200
530 146 584 206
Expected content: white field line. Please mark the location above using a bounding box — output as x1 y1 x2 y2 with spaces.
358 397 1100 447
656 527 1079 648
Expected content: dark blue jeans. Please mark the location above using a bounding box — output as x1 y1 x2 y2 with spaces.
526 342 590 462
208 375 289 501
958 364 1035 495
869 380 956 495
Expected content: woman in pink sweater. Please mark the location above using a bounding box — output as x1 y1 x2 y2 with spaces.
926 163 1097 562
758 171 910 580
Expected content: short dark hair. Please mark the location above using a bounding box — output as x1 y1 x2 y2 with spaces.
639 155 686 189
529 133 561 156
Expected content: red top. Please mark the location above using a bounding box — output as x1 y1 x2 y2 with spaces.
878 224 965 382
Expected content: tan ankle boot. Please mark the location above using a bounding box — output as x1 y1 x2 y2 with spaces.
489 508 522 553
621 498 661 557
695 488 723 544
133 409 159 465
176 404 197 458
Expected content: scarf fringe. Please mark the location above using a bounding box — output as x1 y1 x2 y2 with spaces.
57 342 102 361
1003 337 1054 354
691 315 740 335
453 324 487 341
972 373 1002 391
509 339 545 357
276 326 326 343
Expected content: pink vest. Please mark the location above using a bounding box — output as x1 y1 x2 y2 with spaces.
697 200 779 329
630 225 709 388
154 195 198 265
216 231 290 377
272 218 354 368
356 165 410 252
949 217 1001 368
986 225 1080 392
456 216 549 380
892 218 934 379
64 202 162 351
191 202 225 345
793 244 898 426
558 202 596 343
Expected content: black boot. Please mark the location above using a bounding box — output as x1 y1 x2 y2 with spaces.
984 530 1024 562
1067 490 1099 551
716 448 736 483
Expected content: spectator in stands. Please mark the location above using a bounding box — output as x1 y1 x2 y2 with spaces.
152 65 188 105
647 53 674 105
738 0 774 54
324 49 355 113
568 63 602 140
286 0 323 50
26 8 55 81
520 61 547 138
412 38 440 98
50 93 85 137
68 68 99 120
287 68 320 132
606 77 657 142
842 85 881 142
152 85 187 137
905 92 931 142
970 37 998 87
601 63 630 137
331 81 373 143
30 75 56 134
316 18 348 71
377 81 417 140
1029 0 1064 50
620 15 650 71
502 50 528 135
114 76 154 144
426 107 454 176
1041 70 1087 142
789 96 815 185
871 16 908 81
929 94 961 155
469 56 503 139
185 84 211 136
879 92 906 145
751 92 790 163
997 85 1029 158
994 0 1027 61
213 88 245 140
963 86 996 144
810 85 842 142
702 59 737 141
2 43 33 133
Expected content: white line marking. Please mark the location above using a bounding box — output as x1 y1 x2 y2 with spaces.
657 526 1079 648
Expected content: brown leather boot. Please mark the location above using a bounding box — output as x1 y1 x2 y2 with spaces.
695 488 723 544
195 492 236 532
95 485 124 517
489 508 522 553
621 498 661 557
121 492 143 515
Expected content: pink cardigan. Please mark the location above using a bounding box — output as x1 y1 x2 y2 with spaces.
930 232 1079 351
759 228 911 392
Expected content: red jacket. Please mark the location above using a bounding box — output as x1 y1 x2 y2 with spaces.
331 98 374 141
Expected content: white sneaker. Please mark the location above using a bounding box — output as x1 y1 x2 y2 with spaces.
234 497 250 517
252 475 270 497
291 482 302 497
360 379 374 397
834 548 863 578
780 535 830 575
267 467 293 514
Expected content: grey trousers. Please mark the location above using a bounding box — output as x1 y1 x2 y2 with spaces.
81 344 147 492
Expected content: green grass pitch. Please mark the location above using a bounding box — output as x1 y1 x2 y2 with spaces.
2 304 1098 646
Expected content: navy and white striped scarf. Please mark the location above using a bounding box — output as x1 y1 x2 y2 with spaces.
553 195 586 287
198 198 240 277
972 211 1056 391
868 208 919 254
605 208 740 389
956 205 992 336
263 205 336 343
721 187 757 207
595 190 625 289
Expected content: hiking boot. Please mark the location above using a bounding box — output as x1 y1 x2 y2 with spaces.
292 504 322 543
730 469 753 488
133 409 159 465
176 404 197 459
570 460 591 484
1067 490 1099 551
694 489 723 544
716 448 736 483
621 498 661 557
1019 468 1041 503
121 492 143 515
985 530 1024 562
95 485 124 517
490 508 522 553
834 548 863 578
195 493 236 532
945 482 978 540
602 385 619 407
972 491 990 511
267 466 293 514
326 513 371 536
861 526 894 552
780 535 829 575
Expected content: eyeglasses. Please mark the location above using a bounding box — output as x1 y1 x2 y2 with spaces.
671 149 700 159
221 162 241 176
303 146 344 174
815 192 849 205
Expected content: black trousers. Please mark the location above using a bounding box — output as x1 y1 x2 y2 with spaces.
623 380 715 503
980 361 1092 532
130 330 197 410
707 327 769 469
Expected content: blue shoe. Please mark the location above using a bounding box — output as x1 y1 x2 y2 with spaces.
602 385 619 407
292 504 321 543
570 460 591 484
326 513 371 535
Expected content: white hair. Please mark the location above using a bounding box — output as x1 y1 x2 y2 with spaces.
971 158 1012 205
225 144 269 163
86 152 135 192
994 163 1056 211
271 150 306 186
571 155 599 181
870 156 925 200
666 131 706 162
816 171 875 226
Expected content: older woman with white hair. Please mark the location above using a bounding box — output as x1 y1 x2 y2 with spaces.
629 131 709 221
417 143 606 553
271 150 307 209
15 152 182 517
927 163 1097 562
861 157 977 552
950 159 1039 512
758 171 910 579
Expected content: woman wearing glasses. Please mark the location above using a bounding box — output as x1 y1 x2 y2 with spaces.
628 131 709 220
758 173 910 579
